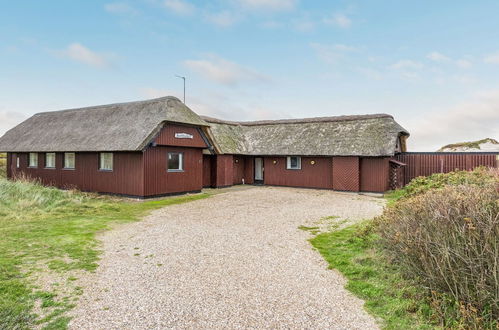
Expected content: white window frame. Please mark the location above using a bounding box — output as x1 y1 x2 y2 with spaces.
167 152 184 172
28 153 38 168
286 156 302 170
45 153 56 169
64 153 76 170
99 153 113 171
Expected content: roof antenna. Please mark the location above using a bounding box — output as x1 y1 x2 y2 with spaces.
175 75 186 104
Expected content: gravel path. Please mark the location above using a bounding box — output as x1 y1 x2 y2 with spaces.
70 186 384 329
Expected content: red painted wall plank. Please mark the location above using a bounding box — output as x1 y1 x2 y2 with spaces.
13 152 144 196
332 157 359 192
263 156 333 189
155 124 207 148
360 157 390 192
143 146 203 196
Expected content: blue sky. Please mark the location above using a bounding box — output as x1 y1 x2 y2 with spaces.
1 0 499 150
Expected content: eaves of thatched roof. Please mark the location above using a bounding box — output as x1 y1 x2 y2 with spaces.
0 97 209 152
203 114 409 157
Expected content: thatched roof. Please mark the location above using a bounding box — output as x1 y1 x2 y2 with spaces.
203 114 409 157
0 97 208 152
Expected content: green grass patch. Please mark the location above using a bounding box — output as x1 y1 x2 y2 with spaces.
0 178 209 329
310 223 436 329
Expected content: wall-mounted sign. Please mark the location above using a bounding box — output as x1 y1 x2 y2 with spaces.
175 133 193 139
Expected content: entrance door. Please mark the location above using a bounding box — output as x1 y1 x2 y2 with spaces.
254 157 264 183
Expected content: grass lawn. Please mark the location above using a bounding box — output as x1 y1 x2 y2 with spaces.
310 223 436 329
0 178 210 329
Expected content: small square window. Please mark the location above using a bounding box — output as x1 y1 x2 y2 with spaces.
168 152 183 172
29 153 38 168
45 153 56 168
100 153 113 171
286 156 301 170
64 153 75 169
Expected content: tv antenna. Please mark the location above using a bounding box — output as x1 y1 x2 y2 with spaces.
175 75 186 104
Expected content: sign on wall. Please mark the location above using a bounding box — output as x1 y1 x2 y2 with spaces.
175 133 194 139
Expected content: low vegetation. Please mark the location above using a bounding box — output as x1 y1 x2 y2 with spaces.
0 177 209 329
312 168 498 329
0 153 6 178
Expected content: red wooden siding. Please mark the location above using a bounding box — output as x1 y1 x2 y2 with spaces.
143 146 203 196
244 157 255 185
360 157 390 192
263 157 333 189
395 153 499 184
233 155 245 184
155 124 207 148
11 152 144 196
332 157 359 192
203 155 214 187
215 155 234 187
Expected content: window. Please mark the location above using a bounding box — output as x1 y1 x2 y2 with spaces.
64 153 75 169
286 156 301 170
168 152 183 172
28 153 38 168
45 153 56 168
16 156 20 168
99 153 113 171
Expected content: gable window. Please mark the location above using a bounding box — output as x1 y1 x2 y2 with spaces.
64 153 75 169
286 156 301 170
168 152 183 172
99 153 113 171
29 153 38 168
45 153 56 168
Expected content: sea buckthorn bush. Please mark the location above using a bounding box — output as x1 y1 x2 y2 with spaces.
378 168 498 328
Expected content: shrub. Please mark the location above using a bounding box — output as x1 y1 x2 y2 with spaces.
386 167 497 204
377 170 499 328
0 154 6 178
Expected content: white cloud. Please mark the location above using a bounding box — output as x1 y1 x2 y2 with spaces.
58 43 111 68
407 89 499 151
324 13 352 29
236 0 296 11
484 52 499 64
184 55 268 86
427 51 472 68
427 51 450 62
204 11 240 27
163 0 195 15
104 2 138 15
0 111 27 137
310 43 356 63
390 60 424 70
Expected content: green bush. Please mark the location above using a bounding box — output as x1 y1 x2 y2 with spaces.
0 153 6 178
377 168 499 328
386 167 497 204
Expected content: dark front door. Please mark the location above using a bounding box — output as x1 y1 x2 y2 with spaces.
254 157 264 184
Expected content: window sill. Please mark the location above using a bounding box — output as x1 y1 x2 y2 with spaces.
45 167 56 170
99 169 113 172
286 168 302 170
28 167 38 169
63 168 76 171
168 169 184 173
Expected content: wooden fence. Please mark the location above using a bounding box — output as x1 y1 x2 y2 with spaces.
395 152 499 185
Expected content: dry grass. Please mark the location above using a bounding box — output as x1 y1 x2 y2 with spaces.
377 168 499 328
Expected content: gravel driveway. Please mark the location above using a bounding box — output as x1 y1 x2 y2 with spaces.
70 186 384 329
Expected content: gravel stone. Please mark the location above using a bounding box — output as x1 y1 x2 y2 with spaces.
69 186 384 329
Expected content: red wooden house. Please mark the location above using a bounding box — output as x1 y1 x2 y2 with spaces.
0 96 410 197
